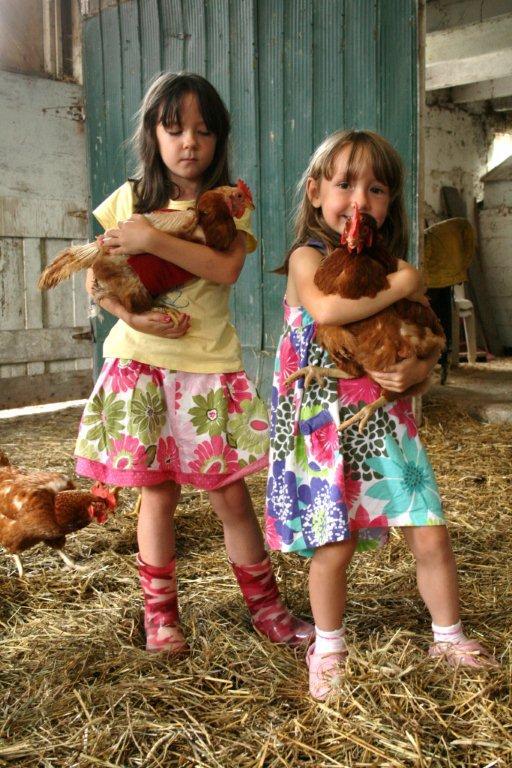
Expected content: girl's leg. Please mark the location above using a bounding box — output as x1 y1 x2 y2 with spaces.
403 526 497 667
137 481 181 567
309 538 358 630
208 479 265 564
208 479 313 645
136 481 188 653
402 526 460 626
307 538 358 700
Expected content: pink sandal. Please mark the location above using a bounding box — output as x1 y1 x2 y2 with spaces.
428 639 499 668
306 643 348 700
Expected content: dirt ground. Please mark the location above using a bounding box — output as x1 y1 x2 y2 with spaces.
0 388 511 767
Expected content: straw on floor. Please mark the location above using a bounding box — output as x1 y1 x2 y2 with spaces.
0 399 510 767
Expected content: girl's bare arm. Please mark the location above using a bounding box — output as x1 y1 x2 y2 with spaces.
369 348 440 392
288 246 426 325
104 215 247 285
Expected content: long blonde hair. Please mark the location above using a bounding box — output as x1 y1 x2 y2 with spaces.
277 129 408 274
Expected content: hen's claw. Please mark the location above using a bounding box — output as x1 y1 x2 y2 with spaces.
285 365 352 389
338 395 388 433
151 306 183 326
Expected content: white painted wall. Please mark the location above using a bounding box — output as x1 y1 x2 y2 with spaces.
424 101 487 221
427 0 512 32
0 69 92 407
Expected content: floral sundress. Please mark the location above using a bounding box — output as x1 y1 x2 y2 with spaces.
265 301 445 557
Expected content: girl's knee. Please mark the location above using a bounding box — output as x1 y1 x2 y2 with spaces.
141 481 181 508
407 525 453 562
312 538 357 572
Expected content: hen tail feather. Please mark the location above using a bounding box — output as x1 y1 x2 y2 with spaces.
38 242 100 289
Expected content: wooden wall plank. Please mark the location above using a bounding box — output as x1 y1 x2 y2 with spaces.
0 197 88 240
140 0 162 91
0 238 25 331
83 12 107 212
379 0 419 264
0 370 92 409
0 327 91 365
102 3 126 190
258 0 285 354
228 0 262 382
183 0 206 75
23 238 45 376
0 237 26 378
161 0 185 72
344 0 378 130
120 0 142 177
205 0 230 105
313 0 345 145
283 0 313 238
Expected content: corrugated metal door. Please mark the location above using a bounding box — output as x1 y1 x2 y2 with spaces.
82 0 421 395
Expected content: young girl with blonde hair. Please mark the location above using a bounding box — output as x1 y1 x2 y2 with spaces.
266 129 497 700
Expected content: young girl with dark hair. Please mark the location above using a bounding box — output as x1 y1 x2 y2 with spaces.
75 72 312 655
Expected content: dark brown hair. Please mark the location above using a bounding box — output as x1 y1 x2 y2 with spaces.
277 129 408 274
131 72 231 213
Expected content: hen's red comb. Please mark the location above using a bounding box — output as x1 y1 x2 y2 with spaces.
91 482 118 509
236 179 254 208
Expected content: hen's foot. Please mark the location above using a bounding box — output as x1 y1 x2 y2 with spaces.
57 549 88 571
285 365 352 389
152 306 183 326
338 395 388 434
13 554 24 577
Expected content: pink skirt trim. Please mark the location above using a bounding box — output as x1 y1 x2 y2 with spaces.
76 455 268 491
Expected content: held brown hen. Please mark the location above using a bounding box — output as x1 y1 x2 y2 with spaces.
287 204 446 432
38 180 254 320
0 450 118 576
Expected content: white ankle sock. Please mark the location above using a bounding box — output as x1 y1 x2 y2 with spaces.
315 626 347 655
432 620 467 645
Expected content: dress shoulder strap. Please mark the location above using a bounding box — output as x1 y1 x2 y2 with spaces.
305 237 327 253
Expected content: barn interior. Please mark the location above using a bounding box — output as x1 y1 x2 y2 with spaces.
0 2 511 766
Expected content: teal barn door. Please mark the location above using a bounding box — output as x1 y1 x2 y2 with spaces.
82 0 421 396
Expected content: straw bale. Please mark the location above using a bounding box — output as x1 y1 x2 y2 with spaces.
0 402 511 767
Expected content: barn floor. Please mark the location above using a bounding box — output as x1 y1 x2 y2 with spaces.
1 386 511 767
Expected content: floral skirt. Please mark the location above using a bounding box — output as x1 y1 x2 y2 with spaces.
75 358 269 490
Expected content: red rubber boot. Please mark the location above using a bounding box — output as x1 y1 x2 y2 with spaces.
137 555 189 654
230 555 314 646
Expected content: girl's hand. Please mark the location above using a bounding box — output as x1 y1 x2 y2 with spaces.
126 310 190 338
368 353 436 393
407 289 430 307
104 214 156 256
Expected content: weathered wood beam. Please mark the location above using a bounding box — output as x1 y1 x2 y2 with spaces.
0 328 91 365
0 370 92 409
426 12 512 90
452 76 512 104
0 197 88 239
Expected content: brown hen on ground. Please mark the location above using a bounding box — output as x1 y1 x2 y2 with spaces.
0 450 117 575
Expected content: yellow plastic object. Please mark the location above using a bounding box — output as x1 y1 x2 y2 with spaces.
423 218 475 288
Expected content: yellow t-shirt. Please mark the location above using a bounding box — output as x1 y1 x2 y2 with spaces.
93 181 257 373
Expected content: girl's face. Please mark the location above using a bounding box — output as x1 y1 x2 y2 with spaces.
156 92 217 198
307 144 391 233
